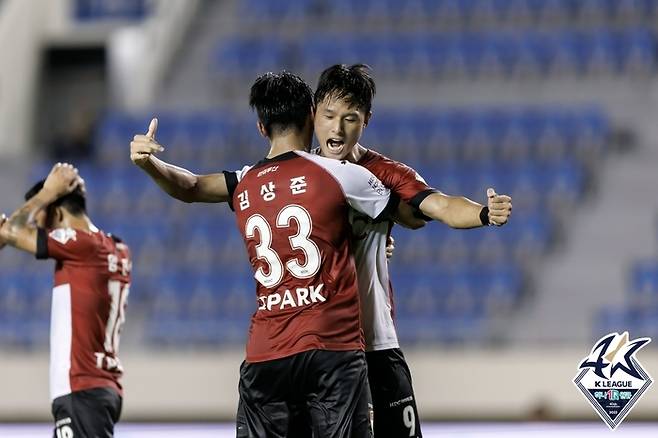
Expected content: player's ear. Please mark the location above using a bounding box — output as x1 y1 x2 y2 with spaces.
364 111 372 128
256 121 268 138
54 206 64 226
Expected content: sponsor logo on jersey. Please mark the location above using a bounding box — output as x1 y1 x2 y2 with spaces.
367 176 386 195
257 165 278 177
50 228 77 245
574 331 652 430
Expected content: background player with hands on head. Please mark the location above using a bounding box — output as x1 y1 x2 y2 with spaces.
0 163 131 438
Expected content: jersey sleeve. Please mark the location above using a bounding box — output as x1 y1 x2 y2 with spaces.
36 228 96 261
367 155 438 210
223 165 252 211
330 160 399 221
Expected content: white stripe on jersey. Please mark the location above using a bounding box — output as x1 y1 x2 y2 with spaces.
50 284 72 400
296 151 391 220
234 164 253 183
350 212 400 351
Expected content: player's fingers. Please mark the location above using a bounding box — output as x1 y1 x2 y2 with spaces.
489 215 509 225
146 118 158 139
487 187 497 198
132 136 164 151
133 134 156 142
489 204 511 213
131 141 162 154
130 151 149 160
489 195 512 203
49 163 62 174
130 152 152 163
76 177 86 192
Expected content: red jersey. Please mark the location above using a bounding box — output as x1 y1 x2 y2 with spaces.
226 150 397 362
357 149 436 209
36 227 131 400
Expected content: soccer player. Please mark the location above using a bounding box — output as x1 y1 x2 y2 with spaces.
130 71 406 437
0 163 131 438
312 64 513 437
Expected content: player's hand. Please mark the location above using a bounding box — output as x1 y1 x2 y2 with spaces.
76 176 87 195
487 188 512 226
130 118 163 168
43 163 81 198
386 235 395 259
0 213 8 250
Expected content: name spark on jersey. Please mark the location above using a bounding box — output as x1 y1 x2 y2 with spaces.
238 176 308 211
257 283 325 311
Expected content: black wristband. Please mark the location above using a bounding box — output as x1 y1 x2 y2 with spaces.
479 206 490 226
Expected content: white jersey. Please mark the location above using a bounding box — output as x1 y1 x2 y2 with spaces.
349 211 399 351
346 149 437 351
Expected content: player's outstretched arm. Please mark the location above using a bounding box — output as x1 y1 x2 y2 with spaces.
419 188 512 228
0 163 81 254
130 118 231 203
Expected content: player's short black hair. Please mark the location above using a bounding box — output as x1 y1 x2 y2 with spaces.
24 180 86 216
249 71 314 137
314 64 376 114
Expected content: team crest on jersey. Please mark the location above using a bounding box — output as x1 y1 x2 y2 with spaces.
573 332 652 430
49 228 77 245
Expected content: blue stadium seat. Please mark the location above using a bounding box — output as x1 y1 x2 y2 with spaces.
74 0 148 21
630 260 658 301
300 36 353 75
517 32 556 76
214 38 289 76
239 0 307 22
595 307 643 340
621 28 656 74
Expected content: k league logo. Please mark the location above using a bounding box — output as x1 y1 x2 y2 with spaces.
574 332 653 430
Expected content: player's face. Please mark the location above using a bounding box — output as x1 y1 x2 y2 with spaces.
315 96 368 160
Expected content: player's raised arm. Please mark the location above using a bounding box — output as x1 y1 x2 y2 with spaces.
130 118 231 203
0 163 81 254
418 187 512 228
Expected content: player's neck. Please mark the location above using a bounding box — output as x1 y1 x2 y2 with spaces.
59 214 97 233
344 143 368 163
266 132 308 158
